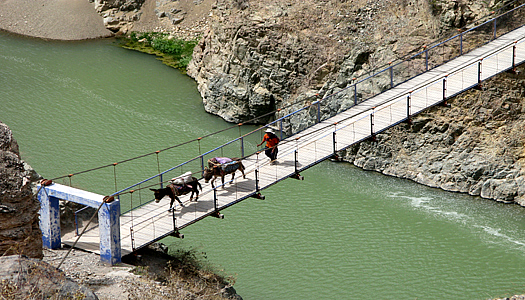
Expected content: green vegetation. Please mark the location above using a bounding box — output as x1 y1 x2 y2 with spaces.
120 32 199 73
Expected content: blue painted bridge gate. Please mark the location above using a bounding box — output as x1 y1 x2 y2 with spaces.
38 6 525 264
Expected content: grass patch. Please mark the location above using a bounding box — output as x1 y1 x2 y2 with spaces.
119 32 199 73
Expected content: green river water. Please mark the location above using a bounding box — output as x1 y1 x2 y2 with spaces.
2 32 525 299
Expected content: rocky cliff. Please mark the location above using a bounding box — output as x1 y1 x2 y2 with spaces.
186 0 492 122
0 122 43 259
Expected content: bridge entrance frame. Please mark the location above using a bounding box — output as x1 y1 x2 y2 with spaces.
38 183 121 265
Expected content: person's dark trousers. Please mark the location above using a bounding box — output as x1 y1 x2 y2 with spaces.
265 147 278 160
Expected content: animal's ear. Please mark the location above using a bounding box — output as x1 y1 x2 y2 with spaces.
150 188 157 191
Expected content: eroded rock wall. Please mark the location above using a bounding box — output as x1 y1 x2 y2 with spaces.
187 0 492 123
0 122 43 259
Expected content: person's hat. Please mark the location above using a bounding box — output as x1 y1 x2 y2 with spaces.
265 128 274 133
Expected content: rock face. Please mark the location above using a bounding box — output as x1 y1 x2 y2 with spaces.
0 122 43 259
93 0 146 34
342 66 525 205
187 0 490 123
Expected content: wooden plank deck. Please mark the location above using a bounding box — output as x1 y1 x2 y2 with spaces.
63 26 525 256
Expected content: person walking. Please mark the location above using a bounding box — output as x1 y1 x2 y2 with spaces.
257 128 280 164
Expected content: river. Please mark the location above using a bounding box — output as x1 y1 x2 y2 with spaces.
1 32 525 299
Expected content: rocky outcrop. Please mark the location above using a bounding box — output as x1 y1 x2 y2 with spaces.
187 0 491 123
0 255 98 299
93 0 146 34
0 122 43 259
342 65 525 205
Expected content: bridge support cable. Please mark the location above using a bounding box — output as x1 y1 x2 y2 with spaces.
405 92 412 124
493 17 497 40
129 190 135 251
251 152 265 199
441 76 450 107
460 31 463 55
509 41 518 74
240 136 245 158
130 227 135 253
354 83 358 105
211 188 224 219
476 59 483 90
425 47 429 71
330 124 341 162
112 163 118 195
389 62 394 88
171 210 184 239
316 101 321 123
290 150 304 180
155 151 163 188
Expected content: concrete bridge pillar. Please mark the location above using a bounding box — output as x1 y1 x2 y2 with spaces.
37 182 121 265
98 199 121 264
38 187 61 249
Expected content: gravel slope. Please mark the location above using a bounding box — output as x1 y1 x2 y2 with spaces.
0 0 112 40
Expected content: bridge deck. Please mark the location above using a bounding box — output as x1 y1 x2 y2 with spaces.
63 26 525 256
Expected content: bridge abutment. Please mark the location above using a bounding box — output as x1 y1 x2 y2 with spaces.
37 182 121 265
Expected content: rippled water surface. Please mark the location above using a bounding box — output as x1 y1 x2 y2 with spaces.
2 32 525 300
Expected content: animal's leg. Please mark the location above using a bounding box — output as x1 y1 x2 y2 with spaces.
193 187 199 201
168 197 175 212
175 195 184 207
230 173 235 185
221 176 226 189
240 166 246 179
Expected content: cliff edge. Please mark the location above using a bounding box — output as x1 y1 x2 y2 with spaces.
0 122 42 259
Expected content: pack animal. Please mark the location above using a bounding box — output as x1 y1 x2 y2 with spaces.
203 157 246 189
150 177 202 211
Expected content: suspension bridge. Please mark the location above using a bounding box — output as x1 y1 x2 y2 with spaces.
38 5 525 264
